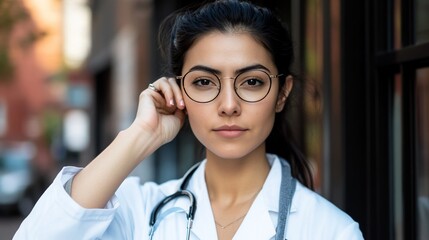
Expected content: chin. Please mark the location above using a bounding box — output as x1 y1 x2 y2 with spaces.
206 144 264 161
211 152 248 160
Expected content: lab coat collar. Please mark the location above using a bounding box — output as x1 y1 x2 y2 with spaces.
156 162 217 240
231 154 286 239
233 189 277 239
159 154 298 239
262 154 298 214
188 160 218 240
188 160 277 240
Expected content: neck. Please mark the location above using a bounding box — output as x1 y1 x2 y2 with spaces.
204 150 270 204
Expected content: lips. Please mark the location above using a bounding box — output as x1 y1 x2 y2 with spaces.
213 125 248 138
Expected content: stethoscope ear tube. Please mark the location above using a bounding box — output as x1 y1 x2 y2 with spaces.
149 190 197 226
149 162 201 240
180 162 201 190
149 162 201 227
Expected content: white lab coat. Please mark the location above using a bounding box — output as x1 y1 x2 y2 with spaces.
14 154 364 239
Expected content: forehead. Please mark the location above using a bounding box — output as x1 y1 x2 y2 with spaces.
182 31 276 74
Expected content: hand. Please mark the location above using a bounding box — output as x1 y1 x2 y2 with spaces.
132 77 186 146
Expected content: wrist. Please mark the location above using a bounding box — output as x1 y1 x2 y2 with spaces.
119 124 163 163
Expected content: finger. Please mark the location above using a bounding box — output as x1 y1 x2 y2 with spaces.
150 91 178 115
156 77 175 107
168 77 185 109
139 85 169 115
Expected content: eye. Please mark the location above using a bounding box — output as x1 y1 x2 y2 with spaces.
190 77 220 90
244 78 263 86
193 78 214 86
239 77 265 88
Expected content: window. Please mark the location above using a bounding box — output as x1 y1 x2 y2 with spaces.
375 0 429 237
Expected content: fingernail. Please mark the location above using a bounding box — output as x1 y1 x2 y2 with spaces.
170 99 174 106
180 100 184 107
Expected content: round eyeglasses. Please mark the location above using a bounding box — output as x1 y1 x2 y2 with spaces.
177 69 283 103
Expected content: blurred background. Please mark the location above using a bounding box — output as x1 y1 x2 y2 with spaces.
0 0 428 239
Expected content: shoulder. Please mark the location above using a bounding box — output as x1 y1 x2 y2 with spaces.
292 182 351 221
288 182 364 239
114 161 205 210
116 176 181 208
109 177 183 236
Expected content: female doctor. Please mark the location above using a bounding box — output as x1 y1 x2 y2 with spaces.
14 0 364 239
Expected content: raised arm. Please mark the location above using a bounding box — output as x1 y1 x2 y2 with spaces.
70 77 185 209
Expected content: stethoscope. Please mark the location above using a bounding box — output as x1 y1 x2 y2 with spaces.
148 163 200 240
148 159 296 240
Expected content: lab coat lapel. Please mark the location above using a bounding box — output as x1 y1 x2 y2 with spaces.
175 155 293 240
187 161 218 240
191 192 218 240
233 154 284 240
233 154 296 240
232 194 276 240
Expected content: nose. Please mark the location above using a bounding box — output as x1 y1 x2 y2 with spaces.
217 81 241 116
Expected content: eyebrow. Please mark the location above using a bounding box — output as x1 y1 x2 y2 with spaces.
187 64 271 75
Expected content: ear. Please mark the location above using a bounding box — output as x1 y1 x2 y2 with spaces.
275 75 293 112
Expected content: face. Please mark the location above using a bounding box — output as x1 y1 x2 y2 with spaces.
181 31 289 160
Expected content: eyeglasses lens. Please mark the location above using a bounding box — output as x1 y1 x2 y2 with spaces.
182 70 272 103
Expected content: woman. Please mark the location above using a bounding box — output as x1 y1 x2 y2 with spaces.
14 1 364 239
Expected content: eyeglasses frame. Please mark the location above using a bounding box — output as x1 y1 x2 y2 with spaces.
176 69 284 103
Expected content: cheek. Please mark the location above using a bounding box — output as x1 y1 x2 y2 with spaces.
250 96 279 137
254 105 276 134
184 101 206 136
187 110 202 129
186 109 212 148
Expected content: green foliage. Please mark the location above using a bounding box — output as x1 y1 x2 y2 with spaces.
42 109 61 146
0 0 28 33
0 48 13 81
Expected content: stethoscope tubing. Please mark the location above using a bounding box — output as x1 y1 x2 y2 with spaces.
149 163 200 240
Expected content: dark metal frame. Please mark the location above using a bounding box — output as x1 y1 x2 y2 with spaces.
337 0 429 239
341 0 428 238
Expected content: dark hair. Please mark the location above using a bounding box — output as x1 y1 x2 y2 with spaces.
159 0 314 189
